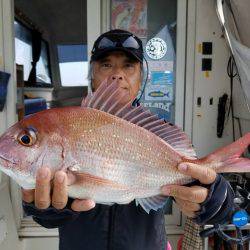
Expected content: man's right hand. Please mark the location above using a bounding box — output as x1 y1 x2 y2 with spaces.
22 167 96 212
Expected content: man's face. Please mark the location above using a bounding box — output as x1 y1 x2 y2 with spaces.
92 51 142 103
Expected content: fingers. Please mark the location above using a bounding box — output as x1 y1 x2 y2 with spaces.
178 162 216 184
161 185 208 203
174 194 203 219
22 188 35 203
71 199 96 212
67 171 77 185
23 167 96 211
35 167 52 209
175 197 200 213
51 171 68 209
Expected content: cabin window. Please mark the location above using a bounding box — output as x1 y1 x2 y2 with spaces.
14 20 32 81
14 20 52 85
57 44 88 87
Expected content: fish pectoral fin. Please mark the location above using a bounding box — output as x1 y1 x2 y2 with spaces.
68 170 127 189
136 195 168 214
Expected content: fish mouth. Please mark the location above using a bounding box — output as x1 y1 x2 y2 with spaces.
0 154 18 165
0 157 35 189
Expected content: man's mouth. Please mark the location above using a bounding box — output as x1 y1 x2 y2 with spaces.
118 83 129 90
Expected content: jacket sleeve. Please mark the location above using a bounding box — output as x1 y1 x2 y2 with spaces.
23 198 80 229
192 174 235 225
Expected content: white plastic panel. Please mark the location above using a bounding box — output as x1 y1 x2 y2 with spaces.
0 0 5 183
191 0 233 157
0 216 8 244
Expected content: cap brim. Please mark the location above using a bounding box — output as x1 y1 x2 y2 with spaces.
91 47 143 62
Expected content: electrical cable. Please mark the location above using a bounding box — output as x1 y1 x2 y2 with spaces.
226 55 238 141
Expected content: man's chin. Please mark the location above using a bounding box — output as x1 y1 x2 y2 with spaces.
114 88 132 105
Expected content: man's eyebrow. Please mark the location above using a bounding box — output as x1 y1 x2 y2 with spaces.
124 58 138 63
98 58 110 63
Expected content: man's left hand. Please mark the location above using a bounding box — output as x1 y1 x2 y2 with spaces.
161 162 217 218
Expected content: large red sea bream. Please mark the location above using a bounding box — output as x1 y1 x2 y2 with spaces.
0 81 250 213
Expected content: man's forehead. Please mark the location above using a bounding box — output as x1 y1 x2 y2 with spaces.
97 51 139 62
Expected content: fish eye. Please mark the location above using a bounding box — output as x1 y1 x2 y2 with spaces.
18 128 37 146
20 134 31 145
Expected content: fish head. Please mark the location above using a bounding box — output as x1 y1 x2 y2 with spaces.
0 111 64 188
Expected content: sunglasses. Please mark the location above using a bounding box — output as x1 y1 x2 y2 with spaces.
93 34 141 52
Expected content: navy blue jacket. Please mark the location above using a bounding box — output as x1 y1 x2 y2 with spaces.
24 200 167 250
23 175 235 250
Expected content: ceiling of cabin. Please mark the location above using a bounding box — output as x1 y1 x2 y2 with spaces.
14 0 87 44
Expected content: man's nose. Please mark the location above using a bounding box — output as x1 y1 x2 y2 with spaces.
111 74 124 81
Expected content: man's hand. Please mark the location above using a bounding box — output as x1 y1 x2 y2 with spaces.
22 167 96 212
161 163 217 218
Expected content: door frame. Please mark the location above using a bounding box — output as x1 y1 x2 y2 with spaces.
100 0 187 129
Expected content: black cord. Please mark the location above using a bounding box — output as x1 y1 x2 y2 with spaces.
217 93 228 137
227 55 238 141
132 55 149 106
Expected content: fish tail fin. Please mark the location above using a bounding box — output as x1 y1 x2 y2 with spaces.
201 132 250 173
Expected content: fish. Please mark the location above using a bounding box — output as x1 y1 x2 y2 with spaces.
148 91 170 98
0 80 250 213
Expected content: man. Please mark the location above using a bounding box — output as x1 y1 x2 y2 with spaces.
22 29 234 250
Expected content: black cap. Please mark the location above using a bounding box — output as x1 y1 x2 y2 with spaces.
91 29 143 62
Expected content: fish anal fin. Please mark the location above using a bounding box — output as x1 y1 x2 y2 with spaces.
135 195 168 214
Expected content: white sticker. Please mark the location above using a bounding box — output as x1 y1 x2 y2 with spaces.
142 102 172 112
146 38 167 60
149 61 173 71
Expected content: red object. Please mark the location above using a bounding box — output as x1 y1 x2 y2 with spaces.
177 235 183 250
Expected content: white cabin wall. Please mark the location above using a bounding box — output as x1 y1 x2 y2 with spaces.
189 0 234 157
20 238 58 250
0 0 21 249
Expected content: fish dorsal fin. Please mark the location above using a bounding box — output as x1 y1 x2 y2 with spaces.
81 80 196 158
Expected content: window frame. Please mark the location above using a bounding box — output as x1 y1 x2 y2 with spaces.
14 18 53 87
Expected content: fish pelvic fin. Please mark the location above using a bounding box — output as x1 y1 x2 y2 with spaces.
81 80 197 159
201 132 250 173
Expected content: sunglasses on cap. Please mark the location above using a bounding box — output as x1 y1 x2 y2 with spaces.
94 35 140 50
91 31 143 62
